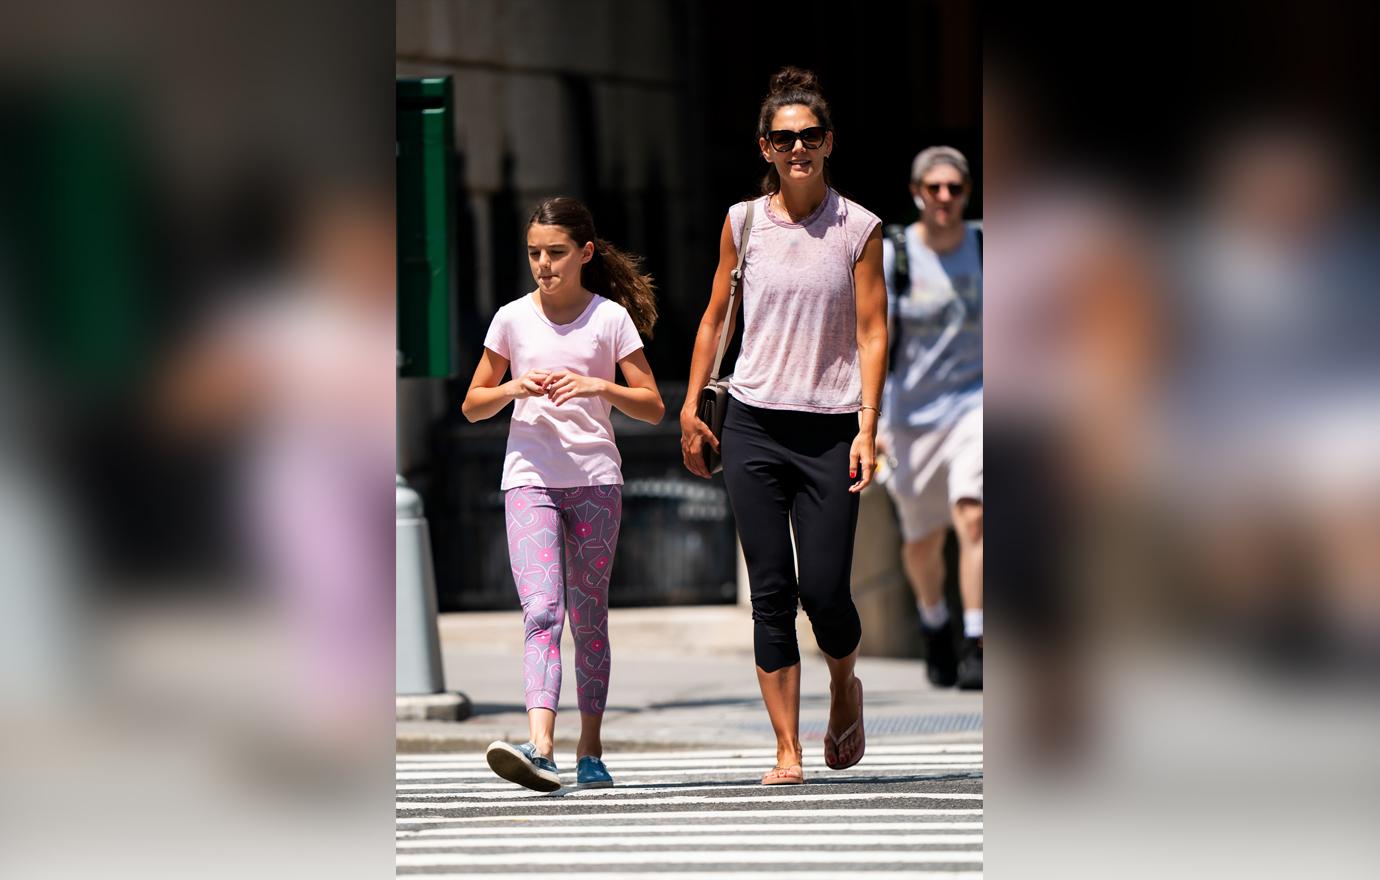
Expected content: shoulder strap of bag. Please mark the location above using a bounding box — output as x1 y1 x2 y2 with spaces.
884 222 909 376
709 199 755 382
884 223 910 290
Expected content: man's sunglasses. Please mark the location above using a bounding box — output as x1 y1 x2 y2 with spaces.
922 181 967 197
767 126 828 152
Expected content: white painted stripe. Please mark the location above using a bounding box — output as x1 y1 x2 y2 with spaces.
396 772 982 791
397 850 983 867
398 791 982 810
398 756 982 772
397 821 984 837
396 744 982 763
397 832 983 849
397 807 983 824
397 764 982 777
398 779 981 801
397 763 982 781
397 781 561 791
397 774 979 794
392 873 983 880
399 752 983 764
394 777 971 800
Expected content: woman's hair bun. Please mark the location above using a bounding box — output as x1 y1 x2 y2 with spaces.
768 66 821 96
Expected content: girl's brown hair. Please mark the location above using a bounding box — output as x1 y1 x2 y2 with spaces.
756 66 835 196
527 197 658 338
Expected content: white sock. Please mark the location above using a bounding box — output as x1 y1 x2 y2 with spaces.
963 609 984 639
919 601 949 629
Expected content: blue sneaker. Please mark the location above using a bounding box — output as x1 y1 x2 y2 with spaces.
576 755 614 788
485 740 561 792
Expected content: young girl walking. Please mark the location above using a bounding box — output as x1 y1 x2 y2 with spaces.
462 197 664 792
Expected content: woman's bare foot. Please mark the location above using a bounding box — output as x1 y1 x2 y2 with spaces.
761 757 805 785
824 676 864 768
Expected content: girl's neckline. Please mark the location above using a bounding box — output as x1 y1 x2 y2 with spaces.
763 187 834 229
527 290 599 328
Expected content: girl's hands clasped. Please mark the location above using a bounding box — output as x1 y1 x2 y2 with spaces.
511 369 552 399
510 368 602 406
541 369 605 406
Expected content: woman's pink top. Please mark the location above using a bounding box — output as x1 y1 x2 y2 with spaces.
726 188 880 414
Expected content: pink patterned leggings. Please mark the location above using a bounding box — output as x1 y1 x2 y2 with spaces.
504 485 620 715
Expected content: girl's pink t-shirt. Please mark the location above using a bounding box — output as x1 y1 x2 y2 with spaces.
726 188 881 413
483 293 643 489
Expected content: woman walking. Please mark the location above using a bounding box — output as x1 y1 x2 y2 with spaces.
680 68 888 784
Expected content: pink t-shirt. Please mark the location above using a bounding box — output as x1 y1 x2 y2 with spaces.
482 293 644 489
726 188 881 413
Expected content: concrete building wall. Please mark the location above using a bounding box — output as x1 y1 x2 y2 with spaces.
396 0 698 475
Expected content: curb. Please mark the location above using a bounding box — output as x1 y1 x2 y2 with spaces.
396 692 473 722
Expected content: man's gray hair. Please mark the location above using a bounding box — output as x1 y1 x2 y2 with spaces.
910 146 970 182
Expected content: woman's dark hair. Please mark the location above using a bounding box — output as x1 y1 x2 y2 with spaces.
756 66 834 196
526 197 658 338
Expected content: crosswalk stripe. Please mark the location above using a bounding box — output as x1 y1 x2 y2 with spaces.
395 740 982 875
397 850 983 867
399 753 980 766
397 807 983 824
397 751 982 769
399 760 981 774
397 821 984 837
398 791 982 810
396 744 981 763
398 763 982 781
397 832 983 848
397 775 979 795
398 780 980 802
393 873 984 880
402 783 971 794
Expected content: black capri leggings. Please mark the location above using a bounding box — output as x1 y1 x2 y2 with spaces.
720 396 862 672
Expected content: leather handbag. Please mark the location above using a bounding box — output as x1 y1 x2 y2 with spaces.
696 199 755 474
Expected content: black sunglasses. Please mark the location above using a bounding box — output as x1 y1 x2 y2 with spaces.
767 126 828 152
923 181 967 197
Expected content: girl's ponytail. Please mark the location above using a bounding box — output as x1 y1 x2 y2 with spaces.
584 238 657 338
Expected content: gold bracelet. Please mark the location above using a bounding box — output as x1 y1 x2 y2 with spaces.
859 405 879 414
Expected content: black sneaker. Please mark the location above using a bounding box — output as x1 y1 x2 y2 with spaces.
922 620 958 688
957 637 983 690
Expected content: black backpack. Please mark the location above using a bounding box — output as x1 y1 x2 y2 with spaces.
885 220 982 374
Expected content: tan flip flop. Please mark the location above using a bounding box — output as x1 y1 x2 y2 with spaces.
761 762 805 785
824 677 865 771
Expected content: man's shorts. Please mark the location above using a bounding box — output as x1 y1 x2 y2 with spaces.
881 405 983 542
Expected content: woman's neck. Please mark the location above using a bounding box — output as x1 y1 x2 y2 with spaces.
772 179 829 223
532 284 594 325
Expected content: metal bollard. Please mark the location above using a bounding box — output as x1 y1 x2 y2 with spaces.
396 475 445 695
